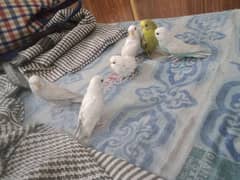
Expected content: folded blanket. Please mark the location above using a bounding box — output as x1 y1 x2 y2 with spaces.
0 75 163 180
16 8 126 81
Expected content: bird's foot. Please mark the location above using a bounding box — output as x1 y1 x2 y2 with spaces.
150 51 164 59
135 56 145 64
95 118 106 129
169 55 180 63
142 52 152 59
95 122 105 129
130 68 139 79
121 68 139 81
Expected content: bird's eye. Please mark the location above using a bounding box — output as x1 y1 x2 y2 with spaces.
156 32 159 36
112 61 116 64
145 24 148 27
101 79 104 83
134 27 137 30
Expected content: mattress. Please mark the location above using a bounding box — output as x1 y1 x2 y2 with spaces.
22 9 240 180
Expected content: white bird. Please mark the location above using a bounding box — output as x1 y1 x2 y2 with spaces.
155 27 211 60
74 75 104 144
28 75 83 104
110 55 137 78
121 25 142 57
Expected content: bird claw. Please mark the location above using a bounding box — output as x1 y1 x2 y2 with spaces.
95 118 106 129
169 55 180 63
96 122 105 129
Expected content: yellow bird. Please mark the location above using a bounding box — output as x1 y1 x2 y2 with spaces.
140 19 159 56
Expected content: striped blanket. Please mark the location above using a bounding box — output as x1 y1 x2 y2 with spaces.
14 8 126 81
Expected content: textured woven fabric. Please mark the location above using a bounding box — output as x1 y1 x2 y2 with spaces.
0 76 164 180
89 149 164 180
0 75 19 98
2 125 112 180
17 8 126 81
0 0 79 55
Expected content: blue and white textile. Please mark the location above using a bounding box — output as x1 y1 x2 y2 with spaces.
23 10 240 180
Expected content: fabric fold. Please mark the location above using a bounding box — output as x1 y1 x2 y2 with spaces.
17 8 126 81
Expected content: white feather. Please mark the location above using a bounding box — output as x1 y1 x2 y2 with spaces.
121 25 141 57
110 55 137 78
76 75 104 144
28 75 83 104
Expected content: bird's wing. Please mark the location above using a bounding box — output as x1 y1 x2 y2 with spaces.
123 58 137 74
168 36 207 54
181 51 211 58
79 99 103 144
81 95 96 112
141 34 147 49
143 30 159 52
43 82 82 101
158 44 171 54
121 40 139 56
77 95 103 142
125 57 137 66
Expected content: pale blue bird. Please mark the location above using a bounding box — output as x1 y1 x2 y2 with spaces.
155 27 211 61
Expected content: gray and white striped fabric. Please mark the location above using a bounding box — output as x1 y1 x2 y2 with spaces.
17 8 127 82
0 75 19 98
89 149 164 180
0 75 164 180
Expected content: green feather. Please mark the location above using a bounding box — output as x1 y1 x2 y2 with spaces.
140 20 158 56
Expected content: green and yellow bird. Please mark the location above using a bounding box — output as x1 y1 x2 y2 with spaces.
140 19 158 57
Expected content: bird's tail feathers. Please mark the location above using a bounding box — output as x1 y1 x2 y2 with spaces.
74 118 83 138
187 50 211 58
74 119 91 145
71 95 83 103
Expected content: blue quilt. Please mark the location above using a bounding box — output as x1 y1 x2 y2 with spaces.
22 10 240 180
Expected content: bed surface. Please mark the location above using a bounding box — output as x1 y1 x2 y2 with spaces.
22 10 240 180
